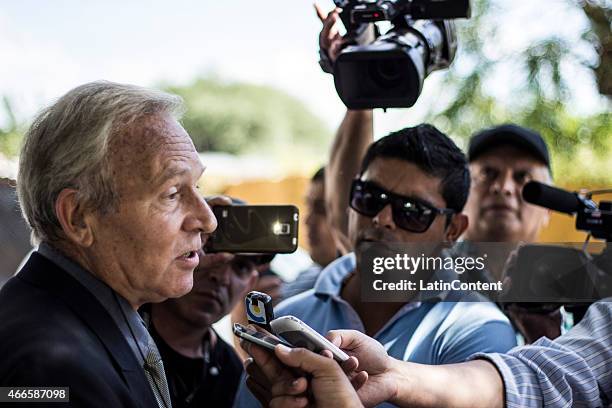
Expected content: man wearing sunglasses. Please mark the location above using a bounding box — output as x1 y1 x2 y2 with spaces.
235 124 517 408
314 5 560 346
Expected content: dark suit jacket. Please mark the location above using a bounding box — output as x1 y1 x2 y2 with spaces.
0 252 159 408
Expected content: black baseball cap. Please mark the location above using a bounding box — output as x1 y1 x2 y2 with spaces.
468 124 551 170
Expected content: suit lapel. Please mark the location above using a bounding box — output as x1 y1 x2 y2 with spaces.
18 252 159 408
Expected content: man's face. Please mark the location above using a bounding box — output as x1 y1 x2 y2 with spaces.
163 252 257 328
348 157 460 251
305 180 337 267
86 113 217 306
464 145 551 242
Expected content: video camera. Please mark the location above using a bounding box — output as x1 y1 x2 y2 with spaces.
325 0 471 109
501 181 612 320
522 181 612 241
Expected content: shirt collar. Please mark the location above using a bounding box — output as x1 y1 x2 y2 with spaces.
313 253 356 296
38 242 126 306
37 242 151 365
311 252 434 338
313 250 460 302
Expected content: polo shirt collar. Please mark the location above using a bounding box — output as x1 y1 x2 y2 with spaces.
313 253 356 296
312 251 459 302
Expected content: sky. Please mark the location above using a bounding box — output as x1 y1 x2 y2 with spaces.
0 0 606 138
0 0 345 128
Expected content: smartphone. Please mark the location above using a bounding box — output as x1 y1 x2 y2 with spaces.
207 205 299 254
233 323 294 352
270 315 350 362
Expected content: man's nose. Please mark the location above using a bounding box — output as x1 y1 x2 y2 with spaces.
491 170 516 196
372 204 395 230
185 192 218 234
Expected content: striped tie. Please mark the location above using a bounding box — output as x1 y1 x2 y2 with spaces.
143 337 172 408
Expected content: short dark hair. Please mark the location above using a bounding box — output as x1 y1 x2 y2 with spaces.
359 124 470 212
311 166 325 183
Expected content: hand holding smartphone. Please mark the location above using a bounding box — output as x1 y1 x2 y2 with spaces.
234 292 350 363
271 316 349 363
234 319 349 363
207 205 299 254
234 291 349 363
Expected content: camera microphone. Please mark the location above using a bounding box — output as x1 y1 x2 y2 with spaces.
522 181 582 214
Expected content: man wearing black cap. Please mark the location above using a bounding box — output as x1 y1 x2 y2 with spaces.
457 124 553 283
463 124 552 246
456 124 561 343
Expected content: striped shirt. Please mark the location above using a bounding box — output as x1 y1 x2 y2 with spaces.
472 299 612 407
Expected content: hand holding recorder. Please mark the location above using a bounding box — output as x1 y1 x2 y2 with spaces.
237 291 349 362
235 291 386 407
236 323 368 408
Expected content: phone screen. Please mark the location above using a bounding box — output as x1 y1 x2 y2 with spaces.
208 205 299 254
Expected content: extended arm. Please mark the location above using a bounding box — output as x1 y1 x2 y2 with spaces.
325 110 373 253
316 6 374 253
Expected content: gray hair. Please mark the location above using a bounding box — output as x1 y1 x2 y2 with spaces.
17 81 184 244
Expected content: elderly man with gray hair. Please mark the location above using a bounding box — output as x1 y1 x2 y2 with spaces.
0 81 217 407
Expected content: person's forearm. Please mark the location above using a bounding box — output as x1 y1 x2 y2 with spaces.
387 359 504 408
325 109 373 251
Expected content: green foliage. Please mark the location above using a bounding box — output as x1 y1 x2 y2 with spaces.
580 0 612 96
164 78 331 157
0 78 332 165
0 97 22 158
425 0 612 185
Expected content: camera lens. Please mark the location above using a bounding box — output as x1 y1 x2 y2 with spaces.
368 59 403 88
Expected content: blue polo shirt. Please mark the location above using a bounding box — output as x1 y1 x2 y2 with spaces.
234 253 516 408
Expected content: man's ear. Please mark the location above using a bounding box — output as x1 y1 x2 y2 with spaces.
445 213 468 242
55 188 95 247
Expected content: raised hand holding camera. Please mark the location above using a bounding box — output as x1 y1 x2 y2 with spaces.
317 0 471 109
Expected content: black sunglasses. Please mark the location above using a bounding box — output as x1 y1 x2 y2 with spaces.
349 179 454 233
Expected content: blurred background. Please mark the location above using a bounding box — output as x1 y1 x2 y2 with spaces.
1 0 611 283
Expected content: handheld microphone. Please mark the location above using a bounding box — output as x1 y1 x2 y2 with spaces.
245 291 275 332
522 181 583 214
